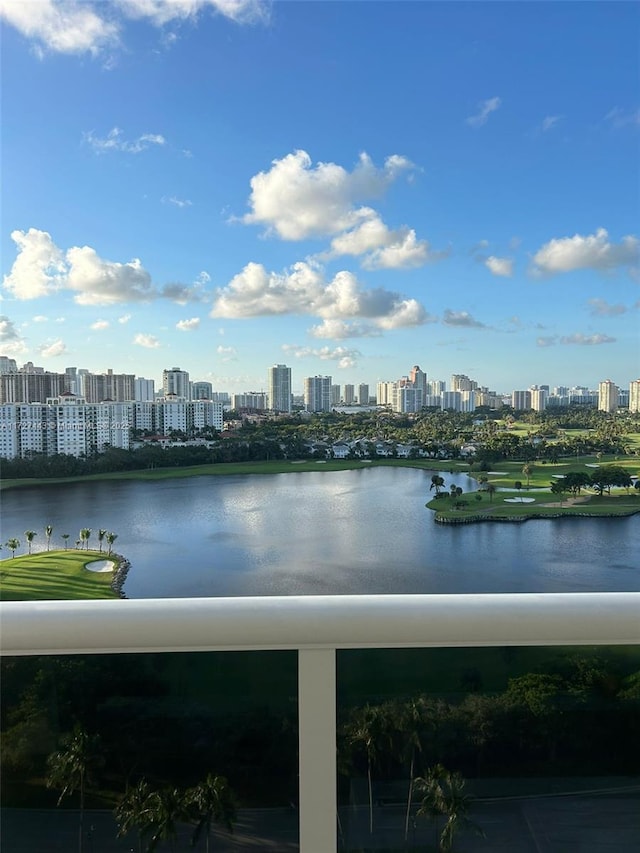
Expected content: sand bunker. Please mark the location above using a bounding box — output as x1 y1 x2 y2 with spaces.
85 560 115 573
503 497 536 503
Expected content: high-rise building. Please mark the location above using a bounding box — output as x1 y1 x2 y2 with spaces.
268 364 292 412
84 370 135 403
530 388 547 411
0 357 18 374
629 379 640 413
409 366 427 396
358 383 370 406
512 390 532 411
451 374 477 392
304 376 332 412
135 377 156 402
343 384 355 405
598 380 619 413
163 367 190 399
192 381 213 400
0 370 66 403
331 384 341 407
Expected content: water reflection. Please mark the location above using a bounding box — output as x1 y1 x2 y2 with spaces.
1 468 637 598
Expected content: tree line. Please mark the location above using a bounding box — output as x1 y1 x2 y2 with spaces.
3 524 118 559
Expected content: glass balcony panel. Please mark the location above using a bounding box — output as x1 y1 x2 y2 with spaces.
1 650 299 851
337 646 640 851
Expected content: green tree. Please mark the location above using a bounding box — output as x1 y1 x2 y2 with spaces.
106 531 118 556
145 786 189 852
97 529 107 553
186 774 237 852
5 537 20 558
430 475 445 496
522 463 533 488
61 533 70 550
79 528 92 551
487 484 496 503
45 524 53 551
47 725 103 853
346 704 388 835
514 481 522 501
415 764 485 852
24 530 37 554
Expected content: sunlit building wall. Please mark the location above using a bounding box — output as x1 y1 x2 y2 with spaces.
628 380 640 413
268 364 292 413
598 380 619 413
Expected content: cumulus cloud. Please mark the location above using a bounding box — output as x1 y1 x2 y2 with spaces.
282 344 361 369
241 149 414 240
90 319 110 330
588 298 627 317
134 333 160 348
442 310 487 328
3 229 205 306
118 314 132 324
466 97 501 128
216 345 237 361
84 127 166 154
308 319 382 340
0 1 267 57
33 315 48 323
0 0 119 56
211 260 430 332
0 315 28 354
536 336 558 347
531 228 639 276
38 338 67 357
176 317 200 331
485 256 514 277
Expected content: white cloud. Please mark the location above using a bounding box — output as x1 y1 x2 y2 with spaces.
118 314 132 324
162 196 192 208
282 344 361 369
90 319 110 330
211 260 431 331
0 0 119 56
32 315 48 323
531 228 639 275
442 310 486 328
241 149 414 240
362 229 437 270
38 338 67 357
133 333 160 348
0 0 266 58
588 298 626 317
3 228 66 299
466 97 501 128
196 270 211 285
485 256 514 277
84 127 166 154
0 315 28 354
4 229 205 306
541 115 561 132
604 107 640 129
308 319 381 340
536 336 557 348
176 317 200 331
560 333 616 346
216 345 237 361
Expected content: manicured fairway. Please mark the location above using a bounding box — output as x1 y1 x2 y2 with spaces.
0 550 120 600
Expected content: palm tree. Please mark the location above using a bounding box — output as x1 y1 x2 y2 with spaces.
115 779 154 853
45 524 54 551
514 480 523 501
415 764 485 852
346 704 387 835
522 463 533 488
24 530 37 554
47 725 103 853
186 774 237 852
5 537 20 558
487 483 496 503
106 531 118 556
430 474 445 496
397 699 424 844
79 528 92 551
61 533 70 550
145 786 189 852
97 529 107 553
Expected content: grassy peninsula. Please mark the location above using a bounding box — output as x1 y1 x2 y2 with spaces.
0 550 120 600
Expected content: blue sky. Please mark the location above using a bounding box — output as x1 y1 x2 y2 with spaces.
1 0 638 395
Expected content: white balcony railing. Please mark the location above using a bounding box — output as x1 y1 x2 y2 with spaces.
2 592 639 853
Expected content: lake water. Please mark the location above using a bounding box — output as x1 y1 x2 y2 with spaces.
2 467 638 597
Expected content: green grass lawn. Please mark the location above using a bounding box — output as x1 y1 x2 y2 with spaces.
0 550 120 600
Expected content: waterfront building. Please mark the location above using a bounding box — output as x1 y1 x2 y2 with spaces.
331 384 341 407
163 367 191 400
598 380 619 413
358 383 369 406
304 376 332 412
343 384 355 405
268 364 292 413
232 392 267 410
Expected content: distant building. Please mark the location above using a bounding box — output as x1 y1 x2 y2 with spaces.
135 377 156 402
268 364 292 412
598 380 619 413
83 370 135 403
629 379 640 413
512 390 531 411
163 367 190 400
343 384 355 405
192 381 213 400
331 384 341 407
0 357 18 374
304 376 332 412
358 383 370 405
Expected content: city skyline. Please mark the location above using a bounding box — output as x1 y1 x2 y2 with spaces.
1 2 638 392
